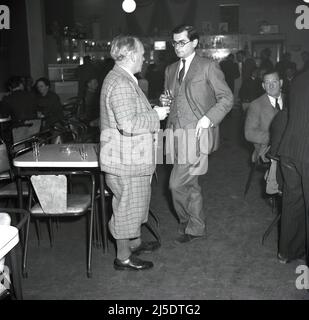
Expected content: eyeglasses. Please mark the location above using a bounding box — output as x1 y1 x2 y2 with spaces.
171 40 191 48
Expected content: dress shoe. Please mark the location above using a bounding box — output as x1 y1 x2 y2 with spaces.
114 255 153 271
174 234 205 244
277 252 306 264
277 253 289 264
131 241 160 255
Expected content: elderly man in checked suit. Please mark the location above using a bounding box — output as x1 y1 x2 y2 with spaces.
160 25 233 244
100 35 169 271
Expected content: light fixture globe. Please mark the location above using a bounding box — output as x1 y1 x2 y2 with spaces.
122 0 136 13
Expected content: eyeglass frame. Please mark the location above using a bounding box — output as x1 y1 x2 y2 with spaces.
171 40 192 48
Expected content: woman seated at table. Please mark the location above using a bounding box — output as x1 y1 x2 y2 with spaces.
35 77 64 129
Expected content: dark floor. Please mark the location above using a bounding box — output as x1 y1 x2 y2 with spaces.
11 107 309 299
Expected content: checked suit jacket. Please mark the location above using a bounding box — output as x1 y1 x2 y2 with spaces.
100 64 160 176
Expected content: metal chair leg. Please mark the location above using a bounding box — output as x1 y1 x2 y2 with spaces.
244 160 258 197
144 221 161 244
22 216 30 278
262 212 282 245
149 209 160 227
8 246 23 300
47 218 54 248
34 219 41 246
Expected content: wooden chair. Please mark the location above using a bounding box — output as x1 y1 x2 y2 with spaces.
22 172 95 278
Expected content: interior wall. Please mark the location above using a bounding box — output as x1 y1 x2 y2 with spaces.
26 0 47 81
71 0 309 68
0 0 30 91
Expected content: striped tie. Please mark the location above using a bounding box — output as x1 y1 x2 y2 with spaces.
178 59 186 84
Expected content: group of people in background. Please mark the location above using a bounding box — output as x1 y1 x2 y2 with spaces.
0 75 64 130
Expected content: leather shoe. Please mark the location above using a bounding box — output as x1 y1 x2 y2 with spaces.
114 255 153 271
277 252 306 264
277 253 289 264
174 234 205 244
131 241 160 255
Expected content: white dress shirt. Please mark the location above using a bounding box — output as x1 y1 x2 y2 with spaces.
120 66 138 84
268 95 283 110
178 52 196 80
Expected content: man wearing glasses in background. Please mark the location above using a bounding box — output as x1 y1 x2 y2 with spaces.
160 25 233 244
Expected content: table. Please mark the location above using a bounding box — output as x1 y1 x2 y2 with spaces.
13 143 108 253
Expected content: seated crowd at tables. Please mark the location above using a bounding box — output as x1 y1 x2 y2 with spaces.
0 75 100 145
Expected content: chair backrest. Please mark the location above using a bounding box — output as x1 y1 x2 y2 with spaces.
30 175 67 213
0 140 11 177
12 119 42 145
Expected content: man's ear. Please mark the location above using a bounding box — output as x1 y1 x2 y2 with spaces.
262 82 265 91
192 39 198 48
130 51 136 63
279 79 283 88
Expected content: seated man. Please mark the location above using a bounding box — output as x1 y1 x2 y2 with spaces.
1 76 38 124
244 69 284 164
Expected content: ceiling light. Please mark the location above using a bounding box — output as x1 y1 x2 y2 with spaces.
122 0 136 13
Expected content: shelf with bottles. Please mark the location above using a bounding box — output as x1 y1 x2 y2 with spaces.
199 34 242 50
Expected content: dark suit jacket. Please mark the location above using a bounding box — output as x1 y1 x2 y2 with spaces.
278 70 309 163
164 54 233 127
1 90 37 122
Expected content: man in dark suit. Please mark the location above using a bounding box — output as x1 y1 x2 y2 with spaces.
244 69 284 163
274 70 309 265
1 76 37 123
160 25 233 244
219 53 240 93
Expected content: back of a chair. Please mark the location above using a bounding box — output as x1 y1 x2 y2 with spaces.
30 175 67 213
0 140 11 178
12 119 42 146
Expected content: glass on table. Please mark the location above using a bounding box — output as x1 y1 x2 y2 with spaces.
32 142 40 161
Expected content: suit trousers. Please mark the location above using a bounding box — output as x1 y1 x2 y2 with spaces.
279 157 308 260
106 174 151 240
168 122 208 236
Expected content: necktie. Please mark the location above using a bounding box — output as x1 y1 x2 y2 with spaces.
275 98 280 110
178 59 186 84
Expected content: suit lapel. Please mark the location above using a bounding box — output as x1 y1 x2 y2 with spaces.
262 94 277 117
183 55 200 83
167 62 179 94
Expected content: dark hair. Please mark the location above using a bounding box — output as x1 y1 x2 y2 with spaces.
35 77 51 87
262 68 280 80
6 76 23 91
84 55 91 63
172 25 199 42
